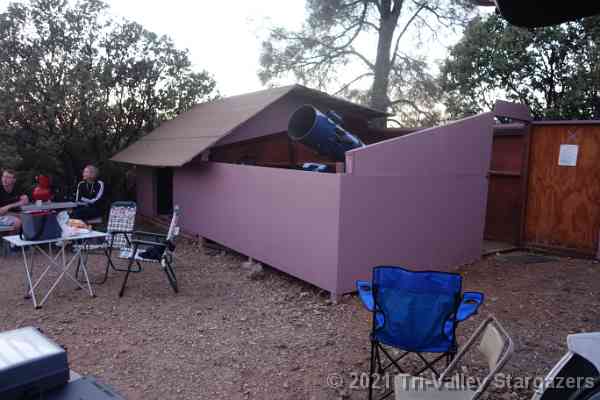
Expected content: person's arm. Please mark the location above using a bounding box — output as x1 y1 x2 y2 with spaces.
0 197 28 215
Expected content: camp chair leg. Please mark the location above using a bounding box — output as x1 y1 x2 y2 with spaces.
119 256 137 297
97 248 112 284
377 344 407 374
376 343 448 378
369 342 397 400
163 259 178 293
369 339 376 400
75 243 115 285
414 352 447 377
105 247 142 273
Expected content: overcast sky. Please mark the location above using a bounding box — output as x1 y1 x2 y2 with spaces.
108 0 306 97
0 1 490 98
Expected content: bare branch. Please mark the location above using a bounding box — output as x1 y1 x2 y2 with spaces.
391 2 425 66
347 48 376 70
389 97 428 115
333 72 374 95
415 14 436 37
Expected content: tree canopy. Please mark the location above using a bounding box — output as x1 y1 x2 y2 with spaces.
259 0 476 126
0 0 217 198
441 14 600 120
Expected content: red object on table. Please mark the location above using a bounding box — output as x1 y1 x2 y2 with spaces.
32 175 53 202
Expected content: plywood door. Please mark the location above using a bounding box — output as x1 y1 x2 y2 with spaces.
525 125 600 255
484 133 528 243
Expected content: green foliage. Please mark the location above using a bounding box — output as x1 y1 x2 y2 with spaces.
440 14 600 120
0 0 217 198
259 0 476 126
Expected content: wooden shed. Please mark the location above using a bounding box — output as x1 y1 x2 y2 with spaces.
485 120 600 258
112 85 525 298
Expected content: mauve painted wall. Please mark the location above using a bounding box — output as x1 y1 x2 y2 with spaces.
336 113 494 294
346 113 494 178
136 166 156 217
173 162 342 293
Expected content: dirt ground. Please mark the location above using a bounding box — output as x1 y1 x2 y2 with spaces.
1 240 599 400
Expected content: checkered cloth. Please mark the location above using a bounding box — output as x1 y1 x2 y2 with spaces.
107 205 136 249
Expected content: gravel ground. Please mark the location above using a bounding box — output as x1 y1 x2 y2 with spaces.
0 241 599 400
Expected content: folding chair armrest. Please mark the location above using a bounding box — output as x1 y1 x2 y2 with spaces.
457 291 484 322
130 239 167 248
356 280 375 311
133 231 167 240
108 229 133 235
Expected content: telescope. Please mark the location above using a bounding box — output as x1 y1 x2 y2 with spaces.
287 105 365 162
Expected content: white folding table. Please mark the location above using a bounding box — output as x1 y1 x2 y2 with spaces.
3 231 107 308
19 201 85 212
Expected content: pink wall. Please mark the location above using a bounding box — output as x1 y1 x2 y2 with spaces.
173 162 343 293
336 113 495 294
136 166 156 217
345 113 494 177
170 113 495 297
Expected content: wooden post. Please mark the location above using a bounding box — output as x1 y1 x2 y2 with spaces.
335 162 345 173
597 231 600 260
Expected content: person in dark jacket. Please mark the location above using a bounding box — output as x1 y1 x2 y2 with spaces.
0 169 29 233
71 165 105 221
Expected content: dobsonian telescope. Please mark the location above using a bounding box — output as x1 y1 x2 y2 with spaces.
287 105 365 162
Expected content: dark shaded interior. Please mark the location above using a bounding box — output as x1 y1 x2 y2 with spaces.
288 106 316 141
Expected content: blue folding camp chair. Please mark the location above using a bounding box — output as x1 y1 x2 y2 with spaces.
356 266 484 400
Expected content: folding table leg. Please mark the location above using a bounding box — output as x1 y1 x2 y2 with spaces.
36 244 95 307
23 246 32 299
21 246 38 309
38 246 70 307
74 245 95 297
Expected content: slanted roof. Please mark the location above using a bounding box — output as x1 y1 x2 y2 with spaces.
111 84 387 167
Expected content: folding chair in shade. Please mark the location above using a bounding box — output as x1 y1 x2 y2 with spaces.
394 315 514 400
118 205 180 297
76 201 137 284
356 266 484 400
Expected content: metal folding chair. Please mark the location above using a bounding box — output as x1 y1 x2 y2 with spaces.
117 205 180 297
394 315 514 400
76 201 137 284
356 266 484 400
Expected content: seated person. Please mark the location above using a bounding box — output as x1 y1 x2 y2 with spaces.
71 165 106 221
0 169 29 233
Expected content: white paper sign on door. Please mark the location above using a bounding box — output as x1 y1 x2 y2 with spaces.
558 144 578 166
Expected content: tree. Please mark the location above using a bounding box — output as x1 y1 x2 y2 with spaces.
0 0 217 198
440 14 600 120
259 0 476 126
